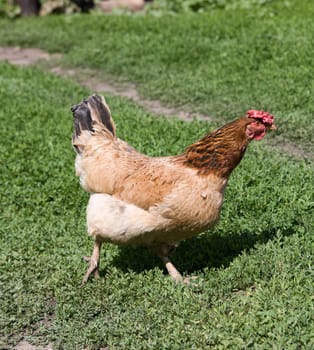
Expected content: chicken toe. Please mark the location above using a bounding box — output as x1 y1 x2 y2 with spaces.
81 239 102 286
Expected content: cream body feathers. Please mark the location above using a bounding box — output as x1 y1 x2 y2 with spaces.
71 96 229 248
74 134 227 245
85 172 227 246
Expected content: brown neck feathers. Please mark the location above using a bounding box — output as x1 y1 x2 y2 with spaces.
181 118 252 177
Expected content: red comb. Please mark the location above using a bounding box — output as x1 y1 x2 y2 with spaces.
247 110 274 126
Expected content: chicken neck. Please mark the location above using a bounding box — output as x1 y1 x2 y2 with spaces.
179 118 252 178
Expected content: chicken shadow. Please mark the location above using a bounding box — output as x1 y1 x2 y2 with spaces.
110 226 293 276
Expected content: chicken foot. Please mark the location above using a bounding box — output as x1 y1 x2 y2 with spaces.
160 256 183 283
152 244 185 283
81 238 102 286
152 244 199 285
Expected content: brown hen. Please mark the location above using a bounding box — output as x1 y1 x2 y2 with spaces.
71 95 276 284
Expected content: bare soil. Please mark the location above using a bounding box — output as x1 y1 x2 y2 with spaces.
50 65 211 121
14 341 53 350
0 46 61 66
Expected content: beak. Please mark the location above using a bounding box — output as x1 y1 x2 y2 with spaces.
269 124 277 131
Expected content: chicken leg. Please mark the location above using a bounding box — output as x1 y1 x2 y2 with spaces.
151 244 184 283
81 238 102 286
159 256 183 283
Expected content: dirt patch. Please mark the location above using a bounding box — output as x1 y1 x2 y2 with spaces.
0 46 61 66
14 341 53 350
273 141 311 160
9 298 57 350
50 65 211 121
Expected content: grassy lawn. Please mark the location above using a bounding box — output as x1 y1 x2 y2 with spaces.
0 2 313 348
0 63 313 349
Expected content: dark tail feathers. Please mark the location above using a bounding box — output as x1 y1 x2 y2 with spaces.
71 95 115 152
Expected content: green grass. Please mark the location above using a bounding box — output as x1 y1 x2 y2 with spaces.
0 1 313 347
0 62 313 349
0 1 314 153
